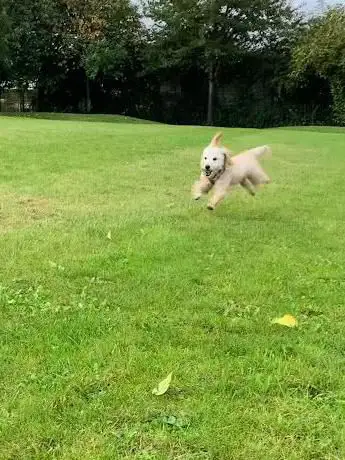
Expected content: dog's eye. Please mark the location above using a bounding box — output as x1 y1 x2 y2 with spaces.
204 157 207 160
213 157 217 161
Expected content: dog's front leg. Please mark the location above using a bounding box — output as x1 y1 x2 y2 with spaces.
207 190 228 210
192 175 213 200
207 176 230 210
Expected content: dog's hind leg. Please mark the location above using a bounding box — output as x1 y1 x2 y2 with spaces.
192 175 213 200
248 164 271 186
240 178 256 196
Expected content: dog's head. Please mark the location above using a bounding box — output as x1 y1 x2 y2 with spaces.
200 132 232 178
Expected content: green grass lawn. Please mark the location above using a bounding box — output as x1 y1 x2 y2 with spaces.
1 112 155 124
1 115 345 460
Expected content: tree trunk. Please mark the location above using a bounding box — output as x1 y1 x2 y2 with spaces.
207 63 214 125
85 76 91 113
35 85 40 112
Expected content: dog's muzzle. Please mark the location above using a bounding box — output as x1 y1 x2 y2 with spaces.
202 166 225 184
204 164 212 176
202 169 215 180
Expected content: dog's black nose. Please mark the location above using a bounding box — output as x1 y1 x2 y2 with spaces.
205 165 211 170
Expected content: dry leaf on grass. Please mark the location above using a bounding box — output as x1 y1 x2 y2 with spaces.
152 372 173 396
49 261 65 271
271 314 298 328
107 231 112 240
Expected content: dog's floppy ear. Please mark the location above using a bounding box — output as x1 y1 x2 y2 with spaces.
223 147 233 167
210 132 223 147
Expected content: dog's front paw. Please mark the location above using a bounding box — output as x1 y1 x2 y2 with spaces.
192 185 202 200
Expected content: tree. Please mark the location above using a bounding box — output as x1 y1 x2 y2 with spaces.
145 0 300 125
61 0 144 112
0 0 10 85
5 0 74 109
4 0 143 112
291 6 345 124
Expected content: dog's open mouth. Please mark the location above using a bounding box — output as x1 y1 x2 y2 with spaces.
205 170 212 177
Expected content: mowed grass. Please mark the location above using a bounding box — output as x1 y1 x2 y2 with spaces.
1 112 155 124
1 115 345 460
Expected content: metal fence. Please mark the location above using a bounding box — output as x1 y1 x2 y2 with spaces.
0 89 35 112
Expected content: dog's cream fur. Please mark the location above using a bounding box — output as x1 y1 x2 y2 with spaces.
192 132 271 210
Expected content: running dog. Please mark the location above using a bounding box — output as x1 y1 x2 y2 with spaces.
192 132 271 210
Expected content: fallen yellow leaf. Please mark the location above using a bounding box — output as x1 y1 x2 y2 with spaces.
107 231 112 240
152 372 173 396
271 314 298 328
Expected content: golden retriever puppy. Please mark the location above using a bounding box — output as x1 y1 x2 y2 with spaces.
192 132 271 210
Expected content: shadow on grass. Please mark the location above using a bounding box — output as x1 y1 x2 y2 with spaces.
0 112 156 124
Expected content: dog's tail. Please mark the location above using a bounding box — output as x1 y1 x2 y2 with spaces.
247 145 272 159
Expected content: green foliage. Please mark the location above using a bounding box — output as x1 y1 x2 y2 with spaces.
6 0 59 85
83 1 144 80
3 0 143 100
292 6 345 124
0 0 10 81
330 76 345 125
145 0 301 123
60 0 143 80
146 0 300 69
292 7 345 79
